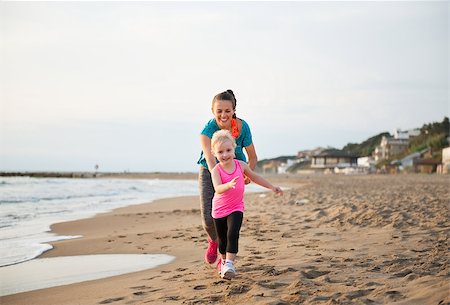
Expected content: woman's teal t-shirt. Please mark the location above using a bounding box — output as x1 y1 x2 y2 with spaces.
197 118 253 169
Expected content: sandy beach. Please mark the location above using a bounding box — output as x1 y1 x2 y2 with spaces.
1 174 449 305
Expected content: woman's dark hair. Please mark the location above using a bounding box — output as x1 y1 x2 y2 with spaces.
212 89 237 118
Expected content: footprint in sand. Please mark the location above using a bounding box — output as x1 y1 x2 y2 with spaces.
262 266 296 276
190 294 223 303
257 280 288 289
312 293 342 302
345 288 375 300
98 297 125 304
392 269 413 278
301 269 330 279
281 232 293 238
226 284 251 296
256 237 273 242
385 290 405 301
160 295 180 301
365 281 384 287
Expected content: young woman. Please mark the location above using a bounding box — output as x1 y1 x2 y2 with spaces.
210 130 283 279
197 90 257 264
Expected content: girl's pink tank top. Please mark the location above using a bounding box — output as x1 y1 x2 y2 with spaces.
212 160 245 219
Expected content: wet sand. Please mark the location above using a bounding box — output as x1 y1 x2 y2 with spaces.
1 174 449 305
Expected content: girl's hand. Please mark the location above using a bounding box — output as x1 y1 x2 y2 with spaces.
244 175 251 185
228 176 239 190
272 186 283 196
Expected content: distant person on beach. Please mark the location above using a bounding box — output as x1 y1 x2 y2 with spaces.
210 130 283 279
197 90 257 265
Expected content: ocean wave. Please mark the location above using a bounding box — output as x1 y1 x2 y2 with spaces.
0 176 199 267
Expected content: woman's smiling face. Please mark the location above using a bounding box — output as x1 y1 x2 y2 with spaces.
212 100 235 129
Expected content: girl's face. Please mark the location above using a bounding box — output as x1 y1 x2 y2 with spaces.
212 140 235 165
212 100 235 129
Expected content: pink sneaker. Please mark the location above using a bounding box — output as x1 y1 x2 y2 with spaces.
205 239 218 264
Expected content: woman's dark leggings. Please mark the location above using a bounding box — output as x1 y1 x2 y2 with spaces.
213 211 243 254
199 167 217 241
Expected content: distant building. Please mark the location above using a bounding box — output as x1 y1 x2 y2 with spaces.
393 128 420 140
262 160 282 174
413 159 441 174
399 151 424 168
278 159 298 174
297 147 325 160
357 156 376 173
390 148 442 173
411 148 442 173
357 156 374 168
374 136 409 162
438 147 450 174
311 149 359 169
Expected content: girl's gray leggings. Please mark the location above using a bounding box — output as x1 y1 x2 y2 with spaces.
198 167 217 241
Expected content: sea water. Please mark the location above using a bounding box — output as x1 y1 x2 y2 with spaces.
0 176 266 267
0 176 202 267
0 254 175 296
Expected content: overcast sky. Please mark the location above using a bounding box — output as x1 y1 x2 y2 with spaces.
0 1 448 172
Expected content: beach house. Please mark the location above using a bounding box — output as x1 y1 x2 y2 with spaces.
373 136 409 162
261 160 282 174
311 149 359 169
393 128 420 140
394 148 442 173
438 147 450 174
374 129 420 162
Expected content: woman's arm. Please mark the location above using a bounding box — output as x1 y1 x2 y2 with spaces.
244 143 258 170
243 143 257 184
240 161 283 195
200 134 217 172
211 167 239 194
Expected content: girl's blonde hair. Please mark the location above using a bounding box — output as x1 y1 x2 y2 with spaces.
211 130 236 151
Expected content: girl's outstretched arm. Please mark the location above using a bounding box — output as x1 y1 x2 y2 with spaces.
239 161 283 195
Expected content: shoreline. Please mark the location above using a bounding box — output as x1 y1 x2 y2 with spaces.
1 175 449 305
0 171 198 179
0 177 200 268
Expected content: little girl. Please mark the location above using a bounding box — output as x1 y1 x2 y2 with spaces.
210 130 283 280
